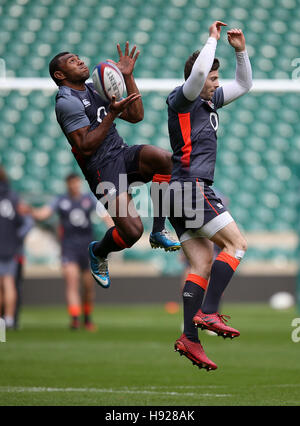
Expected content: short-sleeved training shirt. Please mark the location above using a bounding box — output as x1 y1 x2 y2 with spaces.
55 83 126 194
50 193 96 248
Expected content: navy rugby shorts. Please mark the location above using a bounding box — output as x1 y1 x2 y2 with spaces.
0 258 18 276
93 144 147 207
167 179 234 242
61 245 90 271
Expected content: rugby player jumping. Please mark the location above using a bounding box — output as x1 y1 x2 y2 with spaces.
49 42 180 288
166 21 252 370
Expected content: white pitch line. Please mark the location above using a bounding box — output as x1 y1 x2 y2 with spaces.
260 384 300 388
0 386 231 398
147 385 227 389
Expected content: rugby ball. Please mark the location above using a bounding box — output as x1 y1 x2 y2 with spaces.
92 61 125 102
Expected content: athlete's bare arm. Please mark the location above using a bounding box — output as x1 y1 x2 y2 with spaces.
30 206 53 221
67 93 141 156
108 41 144 123
18 203 53 221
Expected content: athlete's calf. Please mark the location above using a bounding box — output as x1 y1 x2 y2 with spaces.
201 221 247 315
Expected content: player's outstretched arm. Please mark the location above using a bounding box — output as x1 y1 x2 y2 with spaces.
68 93 141 156
108 41 144 123
182 21 227 102
18 202 54 221
221 29 253 106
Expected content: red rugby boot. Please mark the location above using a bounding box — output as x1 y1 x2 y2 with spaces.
174 334 217 371
193 310 240 339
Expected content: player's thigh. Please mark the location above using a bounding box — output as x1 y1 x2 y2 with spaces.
109 191 137 219
138 145 172 178
82 269 94 291
0 278 3 305
181 237 214 279
210 221 247 256
2 275 16 301
62 262 81 288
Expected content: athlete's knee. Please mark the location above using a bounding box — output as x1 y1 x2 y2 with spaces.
231 238 247 261
235 237 247 254
222 236 247 260
154 149 172 173
118 221 144 247
163 150 172 162
126 225 143 247
161 150 172 170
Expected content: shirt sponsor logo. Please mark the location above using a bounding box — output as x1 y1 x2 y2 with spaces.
183 292 193 298
82 98 91 108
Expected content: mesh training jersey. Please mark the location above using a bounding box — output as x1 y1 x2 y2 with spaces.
55 83 126 194
166 85 224 184
50 193 96 249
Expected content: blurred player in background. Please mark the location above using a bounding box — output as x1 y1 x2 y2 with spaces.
166 22 252 370
13 208 34 329
0 166 32 329
49 41 180 290
27 173 114 330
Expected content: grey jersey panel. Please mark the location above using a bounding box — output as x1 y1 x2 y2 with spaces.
55 84 126 195
56 94 90 134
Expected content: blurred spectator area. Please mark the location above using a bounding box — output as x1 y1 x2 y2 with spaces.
0 0 299 79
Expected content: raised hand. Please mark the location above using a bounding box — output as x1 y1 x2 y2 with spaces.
227 29 246 52
108 93 141 116
107 42 144 123
110 41 140 77
209 21 227 40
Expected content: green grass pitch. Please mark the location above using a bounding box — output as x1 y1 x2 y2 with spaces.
0 303 299 406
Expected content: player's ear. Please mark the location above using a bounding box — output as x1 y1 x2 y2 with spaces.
54 70 66 83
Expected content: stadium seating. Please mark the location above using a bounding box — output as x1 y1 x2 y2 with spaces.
0 0 299 269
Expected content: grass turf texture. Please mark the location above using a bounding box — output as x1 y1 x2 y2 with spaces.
0 303 299 406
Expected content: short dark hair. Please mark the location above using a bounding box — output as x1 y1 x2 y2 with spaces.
65 172 80 182
49 52 70 86
184 51 220 80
